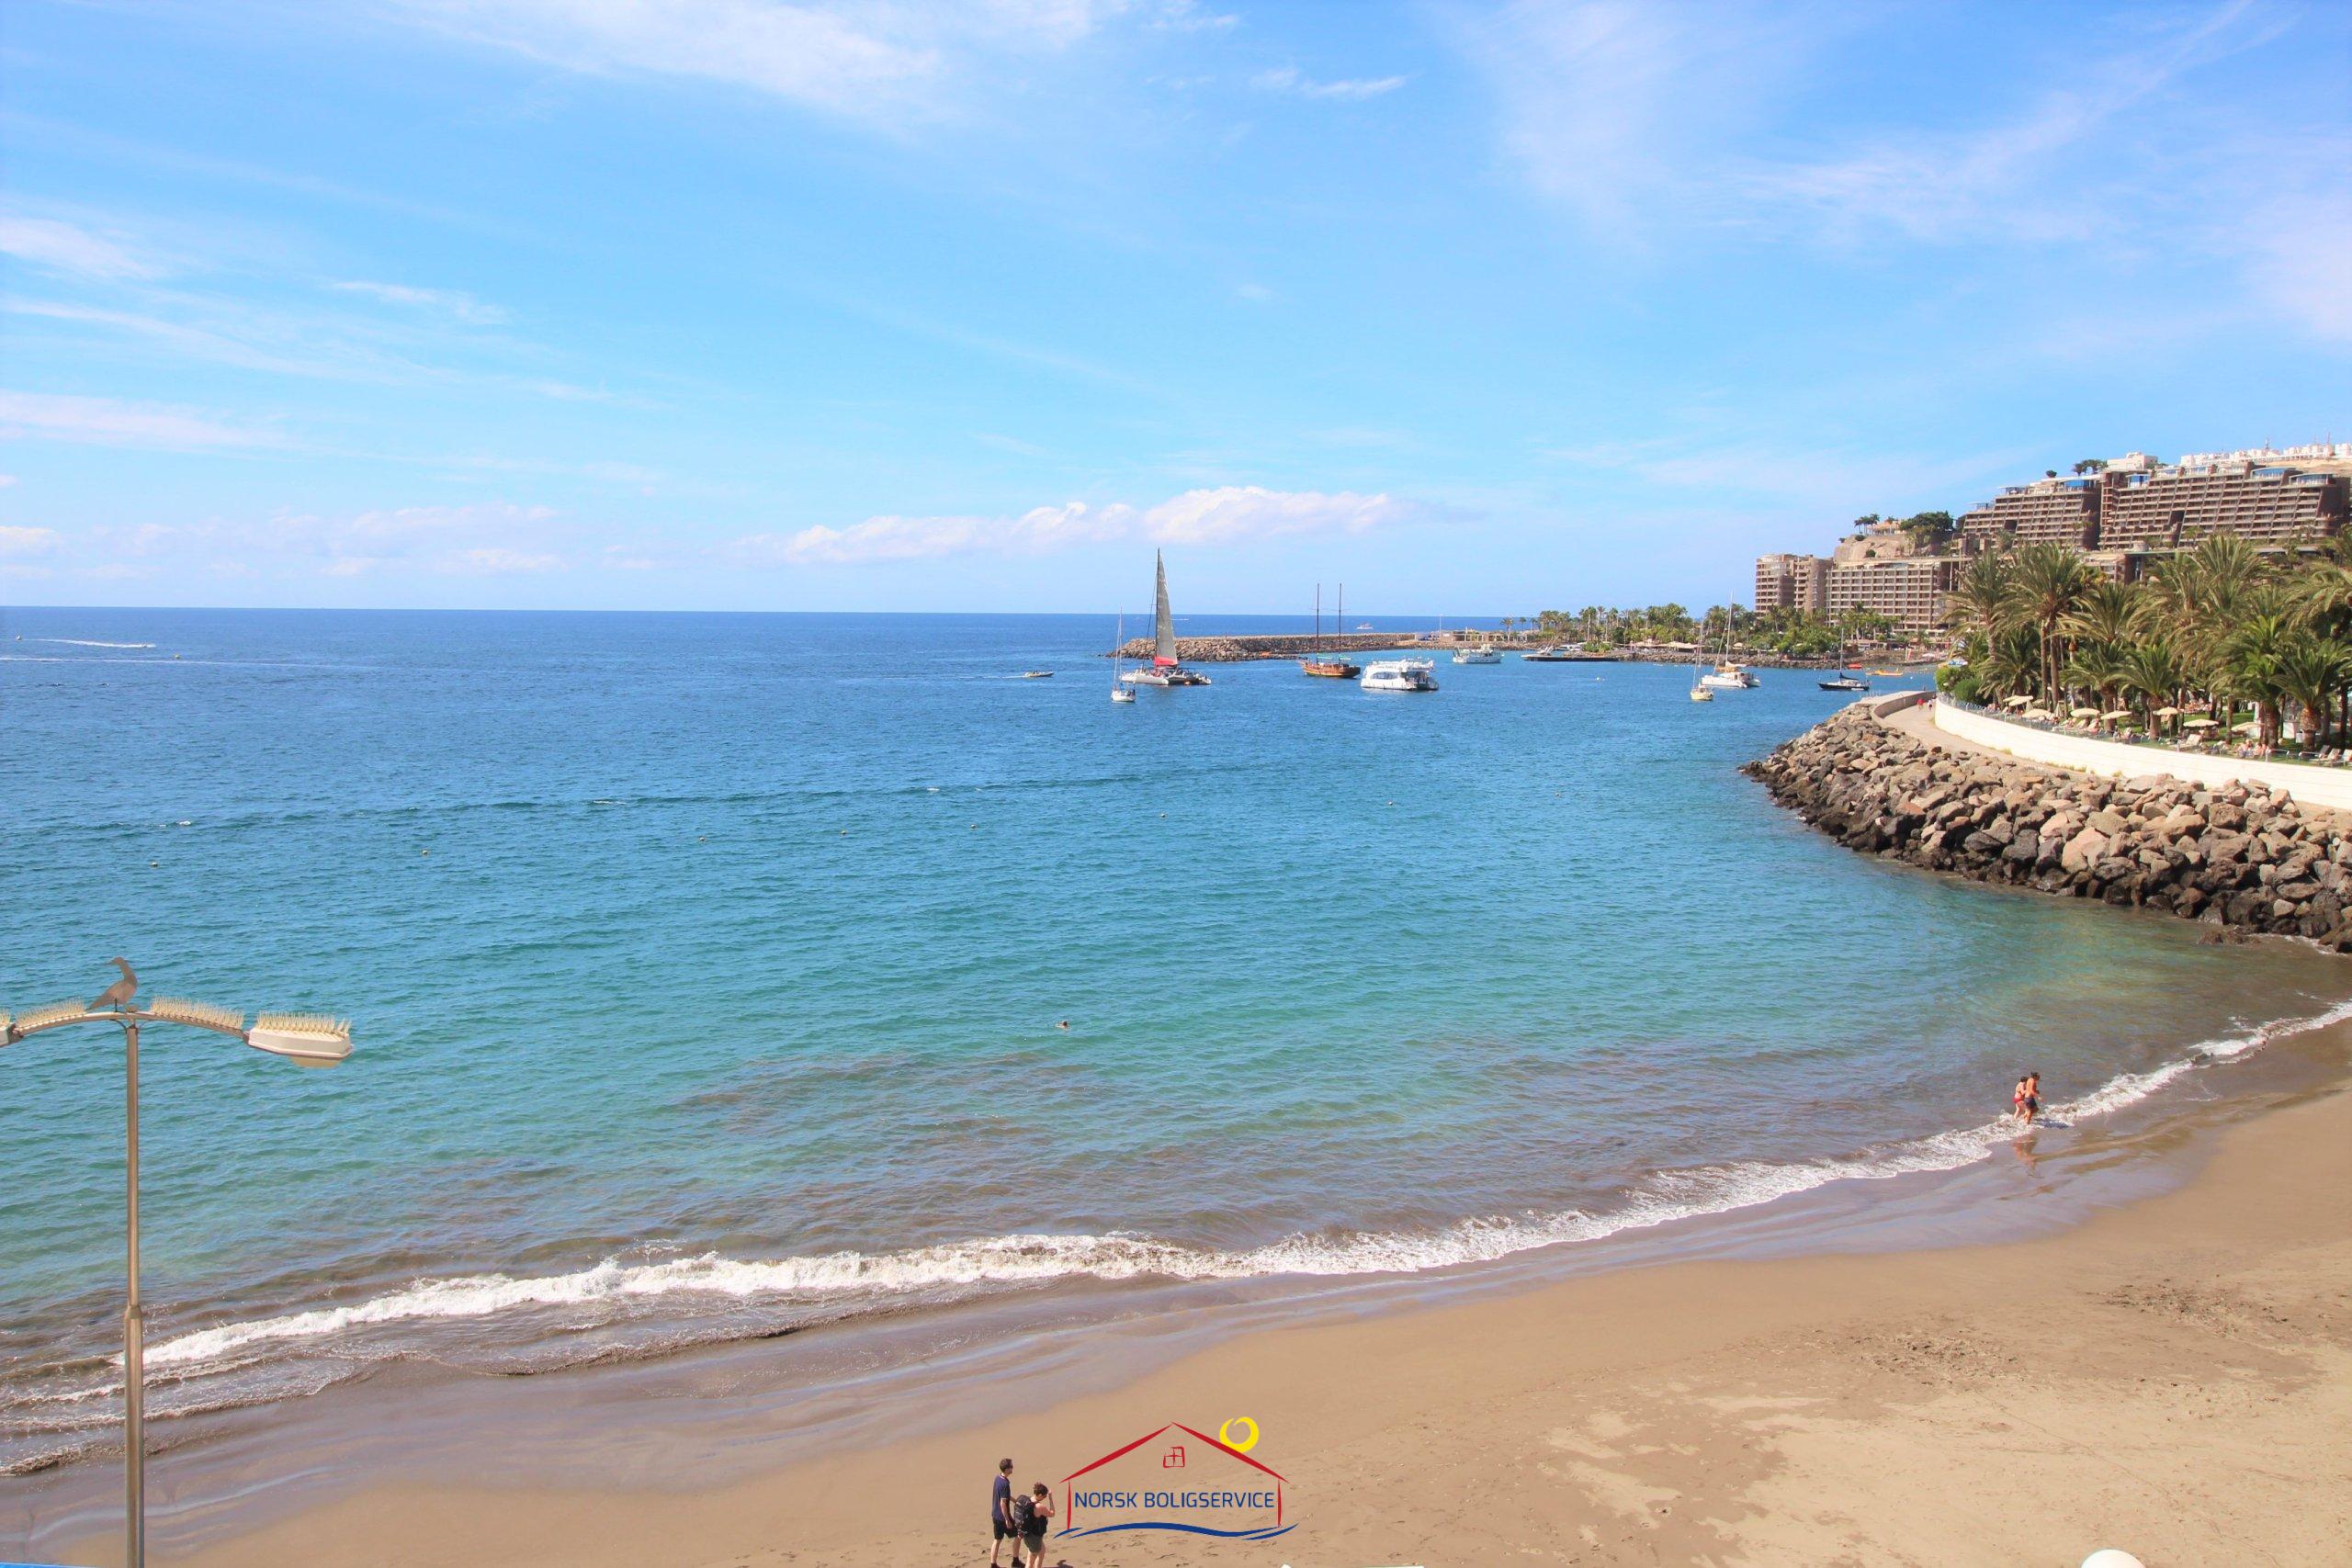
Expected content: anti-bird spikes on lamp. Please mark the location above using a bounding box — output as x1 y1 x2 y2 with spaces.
0 961 354 1568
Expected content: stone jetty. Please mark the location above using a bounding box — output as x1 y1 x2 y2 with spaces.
1745 703 2352 953
1112 632 1429 662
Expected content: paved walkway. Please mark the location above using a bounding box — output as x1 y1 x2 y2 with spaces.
1873 694 2050 769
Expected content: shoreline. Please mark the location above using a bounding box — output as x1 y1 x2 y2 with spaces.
21 1014 2352 1566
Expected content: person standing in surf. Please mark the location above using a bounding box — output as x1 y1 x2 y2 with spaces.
2012 1070 2041 1126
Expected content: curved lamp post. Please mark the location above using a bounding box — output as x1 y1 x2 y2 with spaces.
3 963 351 1568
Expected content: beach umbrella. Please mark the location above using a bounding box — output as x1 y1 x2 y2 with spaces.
2022 707 2055 720
2004 694 2032 707
2153 705 2181 717
2102 708 2132 720
2181 717 2217 729
2233 720 2262 735
2070 705 2100 718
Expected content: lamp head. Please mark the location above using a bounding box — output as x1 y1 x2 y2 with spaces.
246 1012 353 1068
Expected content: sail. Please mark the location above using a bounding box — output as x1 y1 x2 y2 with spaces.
1153 551 1178 666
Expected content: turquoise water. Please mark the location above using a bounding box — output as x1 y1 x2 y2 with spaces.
5 607 2346 1472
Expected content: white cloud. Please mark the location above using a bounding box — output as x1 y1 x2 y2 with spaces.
0 525 61 556
730 484 1408 565
1142 484 1401 544
330 279 510 325
0 390 284 450
447 546 562 573
1457 1 2281 247
100 502 574 579
1252 64 1406 100
392 0 1122 122
0 214 161 280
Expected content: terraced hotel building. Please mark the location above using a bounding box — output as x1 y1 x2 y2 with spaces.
1755 444 2352 634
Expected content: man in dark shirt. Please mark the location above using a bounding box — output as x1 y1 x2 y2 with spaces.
990 1457 1017 1565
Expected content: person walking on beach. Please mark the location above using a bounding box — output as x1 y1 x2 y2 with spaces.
2013 1070 2041 1127
989 1458 1017 1566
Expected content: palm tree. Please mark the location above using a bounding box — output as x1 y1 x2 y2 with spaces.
2220 610 2297 746
2060 579 2143 652
2120 637 2189 733
2005 545 2101 701
2064 644 2131 716
1946 553 2012 647
2273 634 2352 747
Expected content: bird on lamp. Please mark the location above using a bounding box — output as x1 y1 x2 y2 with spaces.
91 958 138 1012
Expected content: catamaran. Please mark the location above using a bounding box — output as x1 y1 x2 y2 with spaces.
1301 581 1361 679
1120 552 1210 687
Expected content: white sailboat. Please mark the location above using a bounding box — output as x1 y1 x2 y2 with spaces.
1120 552 1210 687
1111 612 1136 702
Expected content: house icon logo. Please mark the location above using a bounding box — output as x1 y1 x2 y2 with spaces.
1060 1421 1292 1540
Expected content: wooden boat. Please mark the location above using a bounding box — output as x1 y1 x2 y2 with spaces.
1301 581 1362 679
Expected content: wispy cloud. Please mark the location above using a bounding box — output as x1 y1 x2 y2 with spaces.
0 212 162 280
108 502 571 579
0 525 61 556
390 0 1123 124
330 278 510 325
1252 64 1407 100
729 484 1408 565
0 389 285 450
1456 1 2280 243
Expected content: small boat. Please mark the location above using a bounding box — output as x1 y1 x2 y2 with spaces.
1022 671 1054 679
1452 645 1503 665
1522 646 1583 662
1120 552 1210 687
1110 614 1135 703
1301 582 1361 679
1818 674 1871 692
1362 658 1438 692
1354 623 1373 631
1870 668 1902 677
1698 661 1758 691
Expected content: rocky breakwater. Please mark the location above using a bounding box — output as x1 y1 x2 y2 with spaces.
1744 705 2352 953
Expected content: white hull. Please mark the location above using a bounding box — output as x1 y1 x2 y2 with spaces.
1452 649 1503 664
1122 667 1210 687
1698 670 1758 690
1362 659 1438 692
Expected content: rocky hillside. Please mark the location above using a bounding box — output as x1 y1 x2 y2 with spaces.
1744 705 2352 953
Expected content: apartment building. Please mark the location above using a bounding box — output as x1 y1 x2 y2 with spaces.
1754 552 1829 613
1824 556 1958 635
2099 458 2349 550
1958 474 2101 550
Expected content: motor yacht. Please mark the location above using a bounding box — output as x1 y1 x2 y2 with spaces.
1362 659 1439 692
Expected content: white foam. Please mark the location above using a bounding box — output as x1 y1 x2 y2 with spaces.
34 638 155 649
126 996 2352 1376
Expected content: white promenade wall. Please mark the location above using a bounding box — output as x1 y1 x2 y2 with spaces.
1930 696 2352 812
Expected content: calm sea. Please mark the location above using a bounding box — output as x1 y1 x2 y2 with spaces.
4 607 2346 1472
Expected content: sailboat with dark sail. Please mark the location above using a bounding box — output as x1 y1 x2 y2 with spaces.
1121 551 1210 687
1301 581 1361 679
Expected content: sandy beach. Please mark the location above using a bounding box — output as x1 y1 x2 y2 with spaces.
38 1038 2334 1567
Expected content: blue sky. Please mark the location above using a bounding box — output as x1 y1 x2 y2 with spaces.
2 0 2346 614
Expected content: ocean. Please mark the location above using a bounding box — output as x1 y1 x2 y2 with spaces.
5 606 2346 1475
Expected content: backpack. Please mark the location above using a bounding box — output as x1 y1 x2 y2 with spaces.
1010 1494 1038 1533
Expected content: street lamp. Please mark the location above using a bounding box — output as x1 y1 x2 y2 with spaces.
3 961 352 1568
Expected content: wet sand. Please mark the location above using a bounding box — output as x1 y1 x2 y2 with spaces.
41 1036 2346 1567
